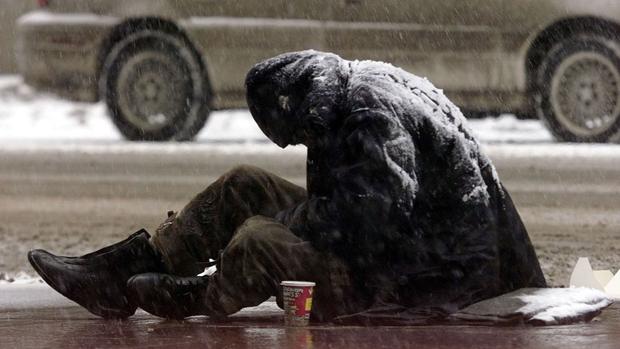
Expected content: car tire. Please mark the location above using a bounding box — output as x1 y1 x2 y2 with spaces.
535 35 620 142
101 31 209 141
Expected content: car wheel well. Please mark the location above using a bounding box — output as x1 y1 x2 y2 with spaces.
525 16 620 95
98 17 212 104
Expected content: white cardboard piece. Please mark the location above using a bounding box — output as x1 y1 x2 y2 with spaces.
594 270 614 288
569 257 620 299
605 271 620 299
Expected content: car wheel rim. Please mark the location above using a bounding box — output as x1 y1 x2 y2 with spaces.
550 51 620 137
117 51 192 133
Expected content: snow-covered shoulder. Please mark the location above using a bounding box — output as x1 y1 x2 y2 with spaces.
346 59 499 200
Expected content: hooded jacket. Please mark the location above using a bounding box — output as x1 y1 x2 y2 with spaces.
246 51 546 314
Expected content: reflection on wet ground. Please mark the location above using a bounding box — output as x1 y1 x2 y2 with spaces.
1 304 618 349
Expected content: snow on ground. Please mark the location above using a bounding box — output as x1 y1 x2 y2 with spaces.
0 76 269 144
516 287 612 324
0 75 554 145
472 114 553 144
0 272 42 285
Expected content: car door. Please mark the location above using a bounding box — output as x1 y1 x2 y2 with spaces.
179 0 331 107
327 0 505 93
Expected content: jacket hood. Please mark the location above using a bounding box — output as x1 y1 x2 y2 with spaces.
245 50 349 147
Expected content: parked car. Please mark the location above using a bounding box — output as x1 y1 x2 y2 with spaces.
16 0 620 142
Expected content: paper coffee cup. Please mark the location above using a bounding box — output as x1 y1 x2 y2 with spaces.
281 281 316 326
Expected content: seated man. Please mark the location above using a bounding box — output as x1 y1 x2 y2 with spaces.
28 51 546 322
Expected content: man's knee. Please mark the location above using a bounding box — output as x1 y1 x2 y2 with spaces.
220 165 306 219
221 165 266 189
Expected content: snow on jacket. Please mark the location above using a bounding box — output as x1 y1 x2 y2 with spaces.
245 50 546 313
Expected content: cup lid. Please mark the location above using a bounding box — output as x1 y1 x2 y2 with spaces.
280 280 316 287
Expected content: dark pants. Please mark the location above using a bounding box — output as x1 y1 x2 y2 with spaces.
150 165 361 321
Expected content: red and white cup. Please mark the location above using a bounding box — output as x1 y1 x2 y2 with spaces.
280 281 316 326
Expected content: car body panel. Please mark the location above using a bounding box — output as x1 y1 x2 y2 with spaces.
16 11 119 101
178 0 331 108
15 0 620 113
328 0 504 93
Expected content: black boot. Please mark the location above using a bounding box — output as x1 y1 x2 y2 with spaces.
27 229 166 319
126 273 210 320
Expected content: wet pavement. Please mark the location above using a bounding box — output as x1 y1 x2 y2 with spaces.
1 285 619 349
